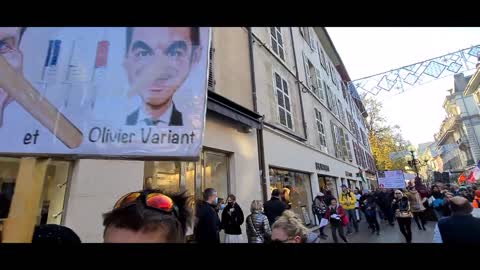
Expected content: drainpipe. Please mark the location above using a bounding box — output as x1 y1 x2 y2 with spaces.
289 27 308 140
248 27 268 201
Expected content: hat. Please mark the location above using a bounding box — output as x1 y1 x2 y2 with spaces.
341 184 347 188
317 192 324 197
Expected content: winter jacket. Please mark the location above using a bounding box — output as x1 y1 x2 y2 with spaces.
221 203 244 235
324 194 334 206
264 197 287 227
246 211 271 243
339 192 356 210
325 205 347 227
437 214 480 244
364 197 377 217
194 200 221 243
407 190 426 212
392 196 412 218
312 196 328 216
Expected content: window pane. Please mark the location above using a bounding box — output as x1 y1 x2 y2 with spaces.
284 96 291 111
279 108 286 125
282 80 288 94
145 161 181 194
287 113 293 129
271 39 278 54
275 73 282 89
184 162 196 197
277 91 284 107
279 49 285 61
270 27 276 37
203 151 229 200
277 34 283 46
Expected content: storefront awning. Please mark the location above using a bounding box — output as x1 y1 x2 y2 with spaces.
207 91 262 129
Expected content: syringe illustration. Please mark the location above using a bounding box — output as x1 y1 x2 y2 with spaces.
40 39 61 96
90 39 109 109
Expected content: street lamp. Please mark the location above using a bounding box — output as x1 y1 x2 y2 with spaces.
405 145 429 178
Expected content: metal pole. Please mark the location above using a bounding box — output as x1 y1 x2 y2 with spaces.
411 151 419 178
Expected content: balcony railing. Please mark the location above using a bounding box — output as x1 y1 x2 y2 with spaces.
434 116 458 142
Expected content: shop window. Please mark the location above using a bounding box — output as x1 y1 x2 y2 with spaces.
143 150 230 202
269 168 313 226
318 175 339 200
0 157 71 231
144 161 181 194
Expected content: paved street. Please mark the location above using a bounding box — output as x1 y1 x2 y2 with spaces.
318 218 436 243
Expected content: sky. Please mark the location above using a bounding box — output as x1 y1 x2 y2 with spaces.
327 27 480 147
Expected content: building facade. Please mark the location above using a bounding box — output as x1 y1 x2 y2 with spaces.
1 27 376 242
251 27 375 226
434 73 480 181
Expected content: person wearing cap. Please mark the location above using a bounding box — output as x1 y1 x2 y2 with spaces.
312 192 328 239
433 196 480 243
339 184 358 235
103 189 192 243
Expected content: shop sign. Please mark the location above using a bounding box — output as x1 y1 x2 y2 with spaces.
0 27 211 159
315 162 330 172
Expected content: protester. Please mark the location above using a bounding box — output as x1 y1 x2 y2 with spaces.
354 188 362 222
339 185 358 235
312 192 328 239
392 190 413 243
215 198 225 214
466 186 475 202
324 189 334 206
221 194 244 243
433 196 480 243
246 200 271 243
325 198 348 243
472 190 480 208
364 194 380 235
194 188 221 243
32 224 81 243
430 185 445 221
103 189 192 243
264 189 287 227
449 184 460 196
271 210 312 243
384 189 396 226
406 186 427 231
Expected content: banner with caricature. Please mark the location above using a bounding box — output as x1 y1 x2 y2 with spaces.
0 27 210 159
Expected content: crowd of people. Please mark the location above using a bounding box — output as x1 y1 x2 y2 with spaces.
5 175 480 243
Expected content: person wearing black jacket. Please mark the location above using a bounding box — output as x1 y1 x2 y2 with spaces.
312 192 328 239
194 188 221 243
264 189 287 227
323 190 334 206
433 196 480 243
221 194 245 243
